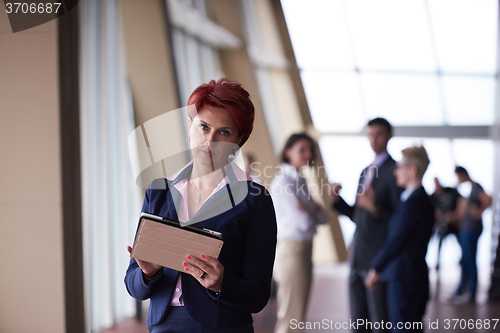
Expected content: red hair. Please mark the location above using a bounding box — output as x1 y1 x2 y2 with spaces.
187 78 255 147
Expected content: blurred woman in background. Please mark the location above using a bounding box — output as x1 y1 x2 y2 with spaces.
270 133 327 333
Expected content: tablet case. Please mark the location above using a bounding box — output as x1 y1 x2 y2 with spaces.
131 214 224 272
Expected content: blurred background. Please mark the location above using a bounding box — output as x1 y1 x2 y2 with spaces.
1 0 499 332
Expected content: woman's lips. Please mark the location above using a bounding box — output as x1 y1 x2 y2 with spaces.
201 149 213 157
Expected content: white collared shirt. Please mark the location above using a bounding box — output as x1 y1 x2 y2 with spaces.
400 186 419 202
270 164 328 241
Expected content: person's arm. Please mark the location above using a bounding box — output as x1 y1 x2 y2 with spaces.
332 195 355 221
449 196 466 227
387 166 404 211
212 188 277 313
124 182 164 301
313 203 328 225
299 200 328 225
466 184 492 220
477 189 492 216
370 198 424 272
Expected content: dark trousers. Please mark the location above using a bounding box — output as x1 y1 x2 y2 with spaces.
456 228 482 298
149 306 253 333
386 279 428 333
350 268 390 333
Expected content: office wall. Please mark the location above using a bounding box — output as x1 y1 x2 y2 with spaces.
120 0 180 126
206 0 278 184
0 11 65 333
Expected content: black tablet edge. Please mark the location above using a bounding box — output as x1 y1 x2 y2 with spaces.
138 212 223 240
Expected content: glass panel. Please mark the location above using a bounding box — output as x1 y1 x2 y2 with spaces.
281 0 355 69
428 0 497 74
301 70 367 132
319 136 374 246
344 0 436 71
442 76 495 125
185 37 203 92
361 73 444 125
171 29 190 103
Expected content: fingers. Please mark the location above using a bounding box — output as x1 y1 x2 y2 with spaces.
183 254 223 292
185 255 215 274
127 246 162 276
197 254 221 268
297 202 308 212
183 261 205 278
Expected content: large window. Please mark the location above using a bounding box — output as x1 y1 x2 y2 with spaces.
281 0 498 267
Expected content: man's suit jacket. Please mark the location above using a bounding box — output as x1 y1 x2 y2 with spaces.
333 156 402 270
124 163 277 329
371 187 436 285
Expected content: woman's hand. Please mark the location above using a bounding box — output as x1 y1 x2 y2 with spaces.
127 246 162 278
329 183 343 202
365 269 381 290
183 254 224 293
356 186 377 213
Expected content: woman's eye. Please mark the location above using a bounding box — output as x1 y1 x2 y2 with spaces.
200 124 209 131
220 130 230 137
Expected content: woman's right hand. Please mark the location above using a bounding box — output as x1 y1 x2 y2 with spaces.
127 246 162 278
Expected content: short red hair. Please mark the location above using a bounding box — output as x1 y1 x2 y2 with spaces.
187 78 255 147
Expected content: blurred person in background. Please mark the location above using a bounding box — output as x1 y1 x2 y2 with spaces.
330 118 403 333
430 177 461 271
452 166 492 304
243 153 262 184
366 146 435 333
271 133 328 333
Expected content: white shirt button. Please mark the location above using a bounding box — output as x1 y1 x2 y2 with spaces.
175 288 180 292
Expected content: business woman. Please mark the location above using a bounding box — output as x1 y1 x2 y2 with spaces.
125 78 277 332
270 133 328 333
366 146 435 333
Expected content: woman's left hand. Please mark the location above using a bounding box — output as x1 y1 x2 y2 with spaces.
183 254 224 293
365 269 380 290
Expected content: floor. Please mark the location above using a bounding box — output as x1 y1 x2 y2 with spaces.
100 263 500 333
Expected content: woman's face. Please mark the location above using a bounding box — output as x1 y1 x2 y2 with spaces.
188 105 242 171
395 157 415 188
285 139 314 169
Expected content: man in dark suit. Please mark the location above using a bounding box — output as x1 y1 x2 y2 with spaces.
366 146 435 333
331 118 402 333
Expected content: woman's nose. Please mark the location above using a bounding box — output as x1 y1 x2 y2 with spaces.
205 131 217 144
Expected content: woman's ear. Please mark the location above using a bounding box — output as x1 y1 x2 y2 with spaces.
237 134 244 147
283 148 290 162
411 165 418 179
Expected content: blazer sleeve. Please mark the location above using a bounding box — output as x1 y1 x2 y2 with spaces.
387 167 403 211
213 189 277 313
371 198 421 272
332 196 355 221
124 183 164 301
313 204 328 225
332 169 366 221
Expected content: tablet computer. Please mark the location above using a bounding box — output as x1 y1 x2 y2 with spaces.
130 213 224 272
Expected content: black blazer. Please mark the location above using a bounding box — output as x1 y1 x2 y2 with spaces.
125 163 277 329
371 187 435 285
333 156 403 269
